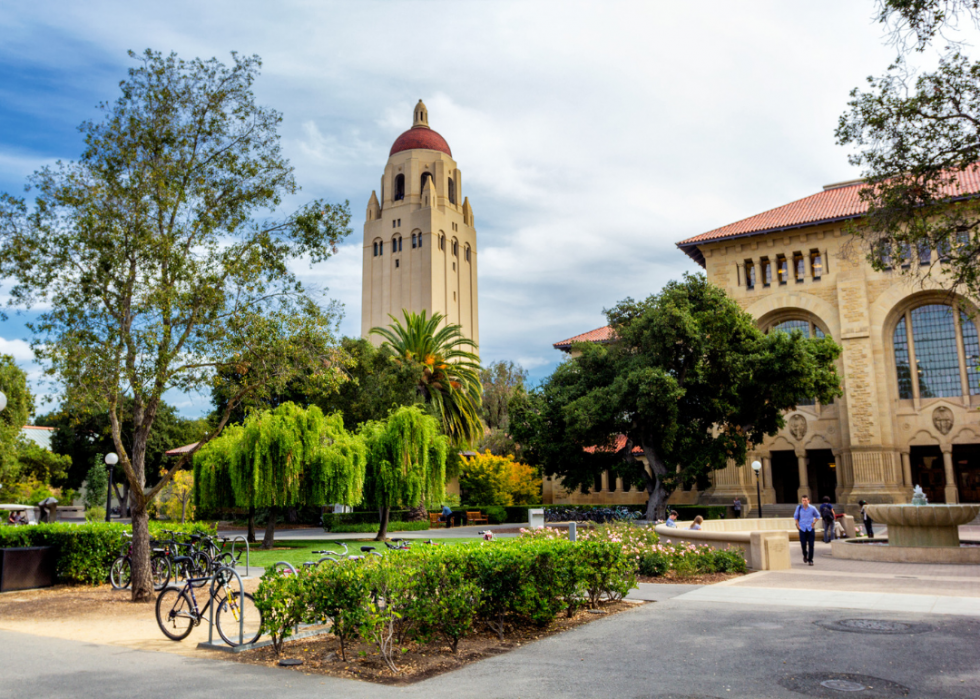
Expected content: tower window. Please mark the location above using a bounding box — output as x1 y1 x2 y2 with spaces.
394 174 405 201
448 178 456 205
395 258 400 268
412 233 417 248
760 257 772 286
810 249 823 279
373 242 378 257
453 262 456 271
379 241 383 255
418 233 422 248
776 255 788 284
421 172 433 190
452 240 458 257
396 236 402 252
793 252 805 282
744 260 755 289
392 220 396 229
465 246 471 262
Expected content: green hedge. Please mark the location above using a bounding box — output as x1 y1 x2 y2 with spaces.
669 505 727 521
454 505 539 524
329 520 429 533
322 510 414 530
254 538 635 662
0 521 216 585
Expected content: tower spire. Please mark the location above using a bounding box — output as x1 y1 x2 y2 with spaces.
413 99 429 129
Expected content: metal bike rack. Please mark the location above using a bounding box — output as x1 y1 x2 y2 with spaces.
203 565 246 648
229 535 250 577
272 561 297 574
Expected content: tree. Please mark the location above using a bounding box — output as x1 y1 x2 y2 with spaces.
359 405 449 540
371 311 484 447
158 469 194 523
509 274 842 521
0 354 32 487
0 50 352 601
83 461 108 511
835 2 980 298
477 361 527 457
459 450 541 506
195 402 366 549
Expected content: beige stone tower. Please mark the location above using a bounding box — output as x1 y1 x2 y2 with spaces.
361 100 479 350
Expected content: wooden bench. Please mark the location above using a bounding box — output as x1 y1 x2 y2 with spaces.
466 511 489 525
429 512 447 528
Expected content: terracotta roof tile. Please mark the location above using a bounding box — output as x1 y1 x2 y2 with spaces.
165 442 199 456
390 127 452 157
676 167 980 263
553 325 616 350
584 434 644 456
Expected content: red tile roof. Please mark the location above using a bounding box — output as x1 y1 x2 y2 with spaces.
584 434 644 456
553 325 616 351
676 167 980 265
22 425 54 431
165 442 199 456
390 127 452 157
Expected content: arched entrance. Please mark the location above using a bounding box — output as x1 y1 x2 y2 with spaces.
910 446 946 503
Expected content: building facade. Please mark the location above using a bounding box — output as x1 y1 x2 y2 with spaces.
360 100 479 349
550 173 980 512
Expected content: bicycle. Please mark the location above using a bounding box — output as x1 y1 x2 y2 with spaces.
109 534 171 591
155 567 262 646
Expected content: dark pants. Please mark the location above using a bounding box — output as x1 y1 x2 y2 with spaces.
799 529 815 562
864 518 874 538
734 509 741 519
822 519 835 543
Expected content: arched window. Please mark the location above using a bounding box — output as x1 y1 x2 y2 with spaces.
465 245 471 262
394 174 405 201
452 239 458 257
768 319 828 406
373 241 378 257
412 233 417 249
421 172 433 190
893 303 980 400
393 235 402 252
448 178 456 204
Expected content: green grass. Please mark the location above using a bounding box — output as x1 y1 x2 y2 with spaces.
240 538 480 569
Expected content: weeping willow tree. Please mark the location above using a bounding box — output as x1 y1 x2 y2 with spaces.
195 403 366 549
360 405 449 540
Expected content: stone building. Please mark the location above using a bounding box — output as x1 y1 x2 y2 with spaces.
550 172 980 511
360 100 479 349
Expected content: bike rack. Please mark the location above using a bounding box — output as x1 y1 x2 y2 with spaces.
196 565 247 651
229 535 250 577
272 561 297 574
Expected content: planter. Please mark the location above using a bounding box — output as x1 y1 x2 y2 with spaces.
0 546 56 591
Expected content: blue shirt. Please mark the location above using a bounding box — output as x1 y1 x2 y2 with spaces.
441 505 452 516
795 504 821 531
665 518 677 527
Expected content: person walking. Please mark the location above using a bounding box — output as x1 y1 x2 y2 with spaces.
733 497 742 519
794 495 820 566
819 496 836 544
859 500 874 538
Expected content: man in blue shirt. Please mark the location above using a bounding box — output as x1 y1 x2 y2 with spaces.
794 495 821 566
440 504 454 528
664 510 679 527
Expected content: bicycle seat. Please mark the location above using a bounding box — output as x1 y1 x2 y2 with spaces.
360 546 376 553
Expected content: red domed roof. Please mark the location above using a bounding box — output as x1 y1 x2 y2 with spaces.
390 127 452 157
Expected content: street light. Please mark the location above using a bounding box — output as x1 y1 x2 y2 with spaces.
104 453 119 523
751 460 763 519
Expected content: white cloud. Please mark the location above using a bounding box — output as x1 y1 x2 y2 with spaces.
0 336 33 362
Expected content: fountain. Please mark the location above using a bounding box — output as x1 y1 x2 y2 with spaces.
831 486 980 564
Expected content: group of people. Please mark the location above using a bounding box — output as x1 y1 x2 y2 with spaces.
663 511 704 530
6 510 28 525
794 495 875 566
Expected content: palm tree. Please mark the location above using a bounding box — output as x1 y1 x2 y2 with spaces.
371 310 484 446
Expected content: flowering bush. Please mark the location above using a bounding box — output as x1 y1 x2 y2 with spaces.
520 522 746 578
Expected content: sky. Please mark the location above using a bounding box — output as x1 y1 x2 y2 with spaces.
0 1 946 417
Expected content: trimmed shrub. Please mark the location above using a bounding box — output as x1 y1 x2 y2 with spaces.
322 510 413 530
328 520 429 533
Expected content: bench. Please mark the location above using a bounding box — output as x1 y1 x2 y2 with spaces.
428 512 447 528
466 511 489 525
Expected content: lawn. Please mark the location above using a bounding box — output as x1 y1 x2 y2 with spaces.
240 538 482 569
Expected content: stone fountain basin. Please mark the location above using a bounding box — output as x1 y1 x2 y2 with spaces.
865 504 980 548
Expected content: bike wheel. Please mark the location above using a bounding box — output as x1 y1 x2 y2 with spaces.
151 554 171 591
110 556 131 589
213 552 235 569
155 587 196 641
192 551 212 576
215 591 262 646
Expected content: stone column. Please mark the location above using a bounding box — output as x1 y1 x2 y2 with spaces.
797 452 811 501
600 470 610 493
762 456 775 504
942 448 959 504
900 451 912 491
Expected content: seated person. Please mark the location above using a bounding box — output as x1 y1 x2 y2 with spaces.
439 504 454 527
689 515 704 530
665 510 679 527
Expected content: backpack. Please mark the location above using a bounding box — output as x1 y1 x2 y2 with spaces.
820 503 834 523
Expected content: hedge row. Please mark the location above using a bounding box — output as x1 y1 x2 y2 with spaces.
254 538 636 668
329 520 430 533
0 521 216 585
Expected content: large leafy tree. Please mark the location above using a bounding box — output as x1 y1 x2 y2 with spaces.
371 311 484 447
0 355 34 488
359 405 449 540
509 274 842 521
0 50 351 601
835 1 980 297
477 360 527 457
195 402 366 548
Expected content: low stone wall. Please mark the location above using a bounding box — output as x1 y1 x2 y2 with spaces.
654 524 791 571
697 515 856 539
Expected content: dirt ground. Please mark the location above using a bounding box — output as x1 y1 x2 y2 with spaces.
232 599 647 684
637 571 744 585
0 580 259 658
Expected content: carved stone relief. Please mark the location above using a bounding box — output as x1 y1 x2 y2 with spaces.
933 406 954 436
788 414 808 441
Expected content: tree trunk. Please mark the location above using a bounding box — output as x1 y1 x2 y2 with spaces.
375 506 390 541
262 507 277 550
180 497 187 524
247 505 256 544
640 445 670 522
129 505 154 603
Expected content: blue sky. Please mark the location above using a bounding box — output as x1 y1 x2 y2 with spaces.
0 1 953 417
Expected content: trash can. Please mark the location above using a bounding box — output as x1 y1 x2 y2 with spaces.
528 508 545 529
0 546 57 592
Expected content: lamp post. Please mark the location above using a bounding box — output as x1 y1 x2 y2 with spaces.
104 453 119 523
751 460 763 519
